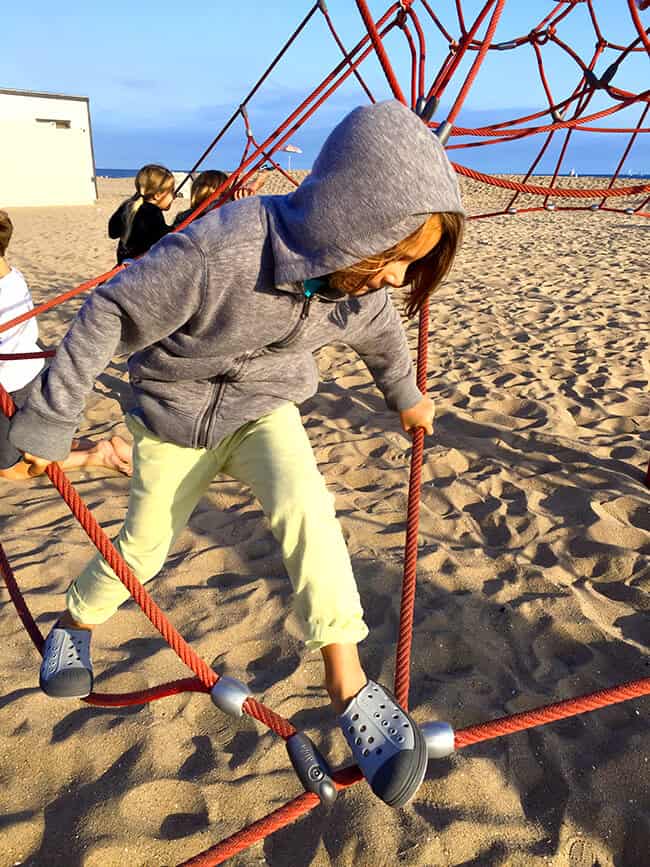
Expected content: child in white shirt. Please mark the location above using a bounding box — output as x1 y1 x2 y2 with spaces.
0 210 132 480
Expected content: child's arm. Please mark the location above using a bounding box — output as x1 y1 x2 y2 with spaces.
107 204 124 239
345 291 424 414
9 232 206 464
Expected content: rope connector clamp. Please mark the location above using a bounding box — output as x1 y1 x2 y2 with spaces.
210 676 251 717
421 720 455 759
416 94 439 123
286 732 338 805
435 120 452 146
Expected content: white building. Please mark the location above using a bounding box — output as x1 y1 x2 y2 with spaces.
1 88 98 207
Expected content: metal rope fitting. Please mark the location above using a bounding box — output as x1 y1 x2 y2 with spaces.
286 732 337 805
416 94 439 123
421 721 455 759
210 676 251 717
435 120 452 146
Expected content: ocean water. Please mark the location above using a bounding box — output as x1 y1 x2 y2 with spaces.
97 168 649 180
96 168 192 178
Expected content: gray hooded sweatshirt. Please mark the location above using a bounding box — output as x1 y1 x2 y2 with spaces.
10 100 464 461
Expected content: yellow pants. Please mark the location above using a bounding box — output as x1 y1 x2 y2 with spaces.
67 403 368 650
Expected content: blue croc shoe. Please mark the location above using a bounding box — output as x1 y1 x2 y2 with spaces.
339 680 428 808
39 625 94 698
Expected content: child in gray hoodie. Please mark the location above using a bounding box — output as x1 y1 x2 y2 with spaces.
10 100 464 808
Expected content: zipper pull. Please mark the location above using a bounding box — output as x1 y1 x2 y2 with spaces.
301 285 314 319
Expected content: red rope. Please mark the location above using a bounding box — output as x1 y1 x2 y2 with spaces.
1 4 649 864
178 767 362 865
354 0 408 104
179 793 320 866
0 351 55 360
0 384 296 739
445 0 506 127
452 164 650 198
394 298 430 709
455 677 650 749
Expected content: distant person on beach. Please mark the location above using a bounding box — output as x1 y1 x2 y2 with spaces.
12 102 464 809
0 211 131 480
108 164 175 264
173 169 268 228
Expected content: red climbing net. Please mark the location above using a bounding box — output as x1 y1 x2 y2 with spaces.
1 2 649 865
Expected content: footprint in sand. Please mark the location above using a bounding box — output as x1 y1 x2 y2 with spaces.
119 779 209 838
565 836 609 867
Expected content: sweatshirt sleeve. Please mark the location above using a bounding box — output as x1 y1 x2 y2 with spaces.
345 290 423 412
108 203 125 239
9 231 206 461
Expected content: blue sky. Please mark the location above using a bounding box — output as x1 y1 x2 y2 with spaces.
4 1 649 174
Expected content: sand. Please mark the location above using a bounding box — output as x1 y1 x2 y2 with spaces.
0 173 649 867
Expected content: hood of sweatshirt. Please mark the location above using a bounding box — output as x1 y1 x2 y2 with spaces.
266 99 464 285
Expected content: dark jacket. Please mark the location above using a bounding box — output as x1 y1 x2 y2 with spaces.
108 200 170 263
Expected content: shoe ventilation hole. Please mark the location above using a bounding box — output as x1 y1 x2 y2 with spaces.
389 728 396 735
397 736 405 743
362 749 369 757
349 726 355 733
376 748 382 756
355 737 362 745
374 712 381 719
367 693 373 699
373 685 379 691
368 736 374 744
393 713 399 719
360 725 366 732
352 713 359 721
403 723 409 728
379 704 385 709
381 720 388 727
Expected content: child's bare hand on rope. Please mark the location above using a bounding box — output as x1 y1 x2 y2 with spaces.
399 396 435 436
233 173 268 200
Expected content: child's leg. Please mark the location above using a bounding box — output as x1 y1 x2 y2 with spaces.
321 642 367 714
221 402 369 705
222 403 429 808
63 416 220 626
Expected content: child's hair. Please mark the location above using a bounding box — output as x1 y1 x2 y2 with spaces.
329 212 464 316
121 164 175 245
190 170 229 209
0 210 13 257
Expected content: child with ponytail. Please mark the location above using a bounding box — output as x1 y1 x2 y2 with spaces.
108 164 175 264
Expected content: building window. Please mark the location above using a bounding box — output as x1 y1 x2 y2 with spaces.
36 118 71 129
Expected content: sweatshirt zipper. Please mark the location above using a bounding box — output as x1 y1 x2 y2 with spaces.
196 378 225 447
268 284 313 350
195 285 314 446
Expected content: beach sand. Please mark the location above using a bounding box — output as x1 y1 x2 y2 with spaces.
0 173 649 866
